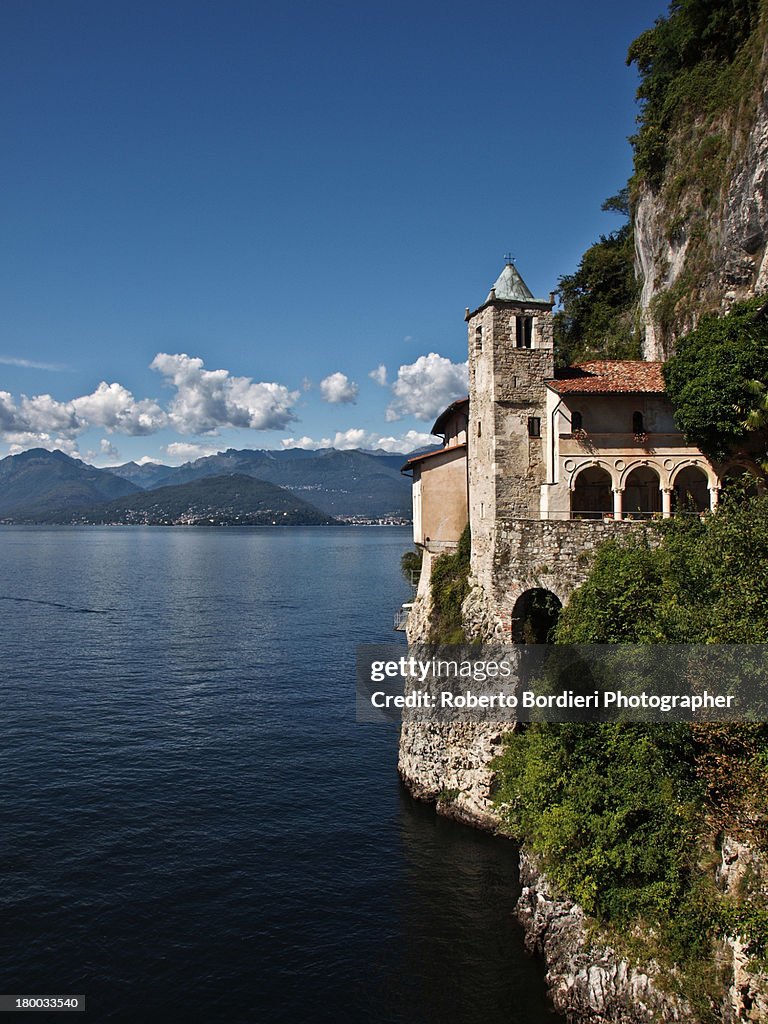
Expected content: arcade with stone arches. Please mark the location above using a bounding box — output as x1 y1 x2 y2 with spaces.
567 457 719 520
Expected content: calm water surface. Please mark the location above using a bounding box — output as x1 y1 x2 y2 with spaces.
0 527 559 1023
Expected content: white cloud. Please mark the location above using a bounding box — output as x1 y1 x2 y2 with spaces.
0 383 166 440
99 439 120 461
325 428 372 449
0 354 299 453
368 364 387 387
319 371 359 405
71 382 167 436
19 393 80 434
0 356 68 371
136 455 162 466
373 430 435 453
386 352 468 422
281 430 368 451
164 441 223 463
5 432 81 458
281 428 435 454
0 392 23 432
280 436 319 450
151 353 299 433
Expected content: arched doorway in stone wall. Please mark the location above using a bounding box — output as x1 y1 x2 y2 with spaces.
623 466 661 517
511 588 562 644
571 466 612 520
672 466 709 513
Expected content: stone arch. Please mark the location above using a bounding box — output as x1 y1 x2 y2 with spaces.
618 459 664 488
671 464 710 513
623 464 662 516
571 463 614 519
510 588 562 644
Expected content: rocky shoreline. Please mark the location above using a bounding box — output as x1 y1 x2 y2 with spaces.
400 738 768 1024
397 623 768 1024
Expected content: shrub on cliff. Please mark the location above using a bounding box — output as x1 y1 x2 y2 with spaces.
400 547 422 584
494 497 768 994
628 0 761 186
428 525 470 643
494 722 705 934
556 496 768 644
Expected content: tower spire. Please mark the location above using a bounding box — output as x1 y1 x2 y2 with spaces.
486 261 535 303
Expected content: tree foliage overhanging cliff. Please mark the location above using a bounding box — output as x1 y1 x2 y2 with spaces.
663 297 768 463
553 199 641 366
428 525 471 643
554 0 767 364
628 0 762 188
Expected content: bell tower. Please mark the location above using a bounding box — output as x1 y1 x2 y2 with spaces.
465 261 554 585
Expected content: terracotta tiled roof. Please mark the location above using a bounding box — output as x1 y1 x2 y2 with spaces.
547 361 665 395
401 443 467 473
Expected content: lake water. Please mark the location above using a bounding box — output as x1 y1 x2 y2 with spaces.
0 526 559 1022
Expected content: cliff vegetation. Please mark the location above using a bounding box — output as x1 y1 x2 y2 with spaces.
493 496 768 1015
427 525 471 643
556 0 768 361
628 0 761 189
553 190 642 366
663 296 768 464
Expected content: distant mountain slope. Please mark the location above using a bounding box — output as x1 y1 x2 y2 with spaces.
110 447 415 517
0 448 139 518
31 474 337 526
105 460 174 490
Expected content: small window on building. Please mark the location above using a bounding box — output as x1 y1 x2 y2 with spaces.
632 411 644 434
515 316 533 349
571 411 583 432
477 420 482 438
528 416 541 438
475 325 483 351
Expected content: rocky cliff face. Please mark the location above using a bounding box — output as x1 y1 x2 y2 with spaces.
397 558 507 829
635 39 768 359
517 852 692 1023
515 842 768 1024
717 837 768 1024
399 562 768 1022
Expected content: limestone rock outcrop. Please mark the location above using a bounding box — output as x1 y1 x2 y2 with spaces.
717 837 768 1024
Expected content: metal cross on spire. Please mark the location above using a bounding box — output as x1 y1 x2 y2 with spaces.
503 252 515 265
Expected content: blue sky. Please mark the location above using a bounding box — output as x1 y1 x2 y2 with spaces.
0 0 667 465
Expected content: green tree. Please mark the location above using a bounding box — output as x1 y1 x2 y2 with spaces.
553 192 641 366
627 0 761 185
494 722 704 934
663 298 768 462
400 547 423 583
556 498 768 644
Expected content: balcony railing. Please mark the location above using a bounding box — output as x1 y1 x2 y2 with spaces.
534 510 705 521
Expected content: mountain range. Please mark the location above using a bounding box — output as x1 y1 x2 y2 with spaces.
41 474 338 527
107 446 416 517
0 446 423 523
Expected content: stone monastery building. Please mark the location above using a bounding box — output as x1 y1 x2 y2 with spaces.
402 261 727 641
